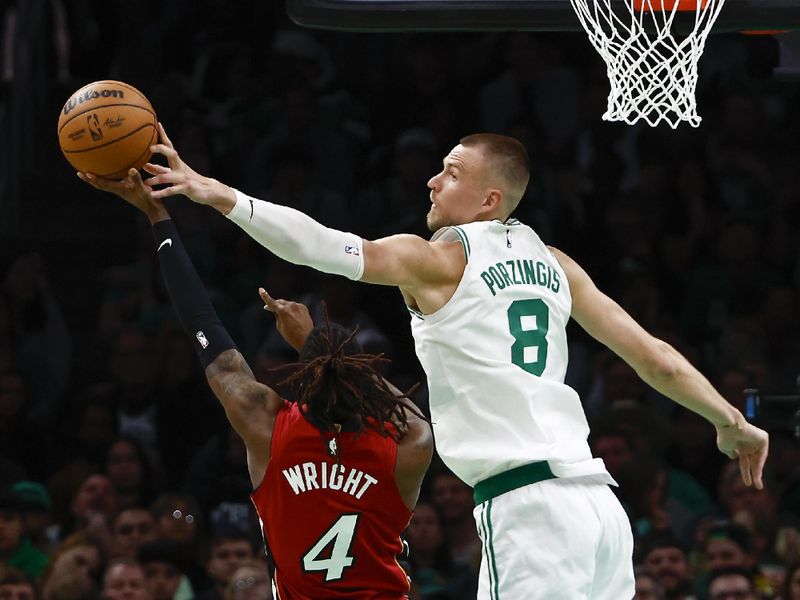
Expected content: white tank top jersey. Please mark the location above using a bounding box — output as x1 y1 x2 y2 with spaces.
409 219 615 487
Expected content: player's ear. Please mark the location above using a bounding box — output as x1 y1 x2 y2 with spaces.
483 189 503 211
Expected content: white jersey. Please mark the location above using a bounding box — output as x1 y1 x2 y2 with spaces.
409 219 613 487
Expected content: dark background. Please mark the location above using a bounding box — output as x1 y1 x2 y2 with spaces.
1 1 800 599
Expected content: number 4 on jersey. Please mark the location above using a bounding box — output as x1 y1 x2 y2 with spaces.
302 514 360 581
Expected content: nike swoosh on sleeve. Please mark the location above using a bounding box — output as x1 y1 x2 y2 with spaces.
158 238 172 252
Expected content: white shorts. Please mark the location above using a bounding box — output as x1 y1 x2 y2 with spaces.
473 475 634 600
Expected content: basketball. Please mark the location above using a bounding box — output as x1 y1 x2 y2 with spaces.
57 80 157 180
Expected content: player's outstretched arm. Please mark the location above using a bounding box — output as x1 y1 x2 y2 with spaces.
141 123 463 294
78 167 281 489
550 246 769 490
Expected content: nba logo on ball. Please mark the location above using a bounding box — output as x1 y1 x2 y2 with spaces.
196 331 209 349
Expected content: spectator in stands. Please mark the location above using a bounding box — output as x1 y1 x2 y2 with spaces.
0 487 48 580
706 566 760 600
138 539 193 600
405 501 477 599
641 533 696 600
430 470 481 572
196 530 257 600
111 508 157 560
39 532 105 600
0 565 36 600
634 565 666 600
224 559 272 600
102 557 151 600
782 562 800 600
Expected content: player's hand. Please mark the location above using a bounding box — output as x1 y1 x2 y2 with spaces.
716 421 769 489
258 288 314 351
77 168 168 223
143 122 236 211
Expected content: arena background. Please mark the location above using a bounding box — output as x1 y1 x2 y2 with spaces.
1 1 799 599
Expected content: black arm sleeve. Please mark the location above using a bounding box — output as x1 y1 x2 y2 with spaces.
152 219 237 369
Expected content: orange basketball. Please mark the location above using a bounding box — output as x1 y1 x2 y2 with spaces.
57 80 157 180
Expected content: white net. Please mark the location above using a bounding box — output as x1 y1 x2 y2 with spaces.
569 0 727 127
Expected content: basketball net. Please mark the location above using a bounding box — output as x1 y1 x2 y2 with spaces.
569 0 726 127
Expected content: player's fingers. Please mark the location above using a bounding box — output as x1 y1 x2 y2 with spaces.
127 168 143 184
150 143 179 164
77 172 98 187
738 453 753 487
157 122 174 149
142 163 170 175
78 172 115 191
258 288 277 311
752 442 768 490
144 171 182 188
150 183 184 200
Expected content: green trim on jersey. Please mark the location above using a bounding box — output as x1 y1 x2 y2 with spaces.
450 226 470 262
474 461 556 505
406 306 425 320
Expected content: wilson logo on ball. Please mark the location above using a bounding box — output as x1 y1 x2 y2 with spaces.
62 88 126 116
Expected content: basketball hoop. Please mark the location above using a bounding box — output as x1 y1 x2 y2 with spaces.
569 0 727 127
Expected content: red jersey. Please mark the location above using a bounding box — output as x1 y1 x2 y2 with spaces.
252 401 412 600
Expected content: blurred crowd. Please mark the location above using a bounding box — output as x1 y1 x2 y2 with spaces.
1 1 800 599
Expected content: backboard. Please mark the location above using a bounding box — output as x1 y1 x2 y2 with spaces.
287 0 800 33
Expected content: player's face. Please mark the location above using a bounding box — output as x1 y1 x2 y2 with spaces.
426 144 490 231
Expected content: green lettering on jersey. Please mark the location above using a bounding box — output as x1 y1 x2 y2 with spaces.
496 263 514 287
523 260 536 285
551 270 561 293
506 260 523 285
535 261 548 287
488 266 506 290
481 271 497 296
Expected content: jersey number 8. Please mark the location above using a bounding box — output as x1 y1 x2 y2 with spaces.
508 298 549 376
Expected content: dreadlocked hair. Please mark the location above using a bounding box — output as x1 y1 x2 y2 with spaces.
279 319 426 443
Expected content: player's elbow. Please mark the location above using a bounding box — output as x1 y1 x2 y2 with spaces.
642 340 682 383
